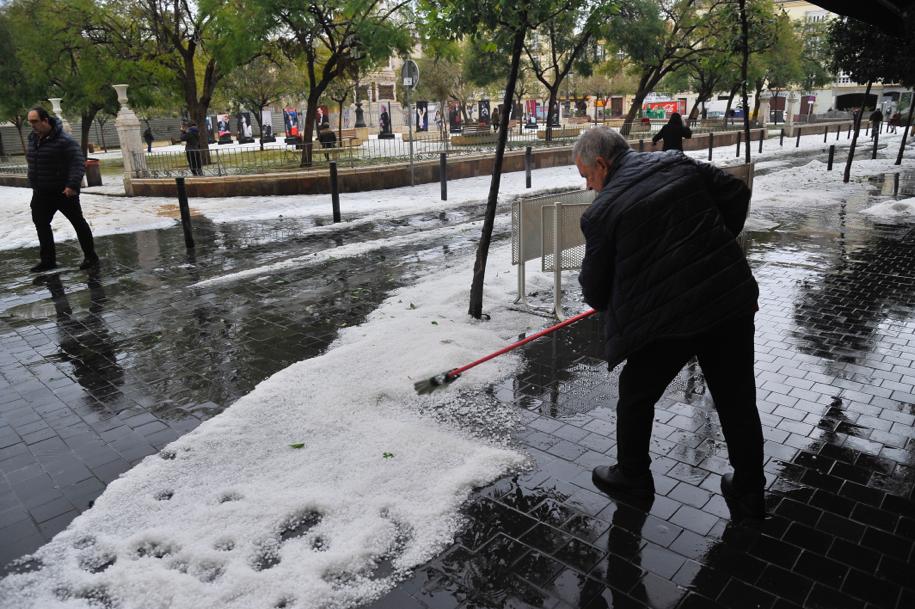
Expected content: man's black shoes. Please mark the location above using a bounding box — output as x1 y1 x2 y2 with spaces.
721 473 766 523
592 465 655 500
30 262 58 273
79 256 100 270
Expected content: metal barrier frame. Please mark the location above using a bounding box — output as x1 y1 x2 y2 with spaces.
512 162 755 320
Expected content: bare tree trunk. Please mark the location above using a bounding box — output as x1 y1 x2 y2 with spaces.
252 104 266 151
545 86 559 142
80 107 101 157
338 100 344 144
468 26 526 319
15 117 26 154
896 93 914 166
724 83 740 124
739 0 751 164
299 90 322 167
844 80 872 183
621 72 654 136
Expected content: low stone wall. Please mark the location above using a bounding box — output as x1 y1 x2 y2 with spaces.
627 128 766 153
5 127 761 197
783 120 862 138
0 175 29 188
130 145 578 198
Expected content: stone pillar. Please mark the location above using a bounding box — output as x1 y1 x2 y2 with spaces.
48 98 74 134
757 92 771 127
785 92 798 129
112 84 147 196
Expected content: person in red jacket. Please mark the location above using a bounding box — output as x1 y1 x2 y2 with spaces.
574 127 765 522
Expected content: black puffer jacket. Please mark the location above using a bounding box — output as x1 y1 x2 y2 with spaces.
579 150 758 369
26 117 85 194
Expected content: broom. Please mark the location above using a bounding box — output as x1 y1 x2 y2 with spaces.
414 308 597 394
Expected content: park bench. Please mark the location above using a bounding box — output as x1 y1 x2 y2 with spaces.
513 162 755 319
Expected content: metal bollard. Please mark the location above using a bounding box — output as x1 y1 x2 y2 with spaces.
836 125 841 141
329 161 341 223
872 131 879 160
174 177 195 249
708 132 714 161
525 146 532 189
823 126 828 143
780 128 784 146
847 125 851 139
736 131 741 157
796 129 801 148
439 152 447 201
758 130 763 154
827 145 835 170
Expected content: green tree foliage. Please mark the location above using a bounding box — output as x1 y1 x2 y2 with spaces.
219 53 292 149
607 0 729 135
110 0 264 144
0 9 44 153
523 2 615 140
828 16 900 181
420 0 592 318
414 40 475 135
3 0 147 155
795 18 833 92
255 0 413 166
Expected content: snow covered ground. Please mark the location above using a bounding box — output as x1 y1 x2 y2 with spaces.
1 130 913 609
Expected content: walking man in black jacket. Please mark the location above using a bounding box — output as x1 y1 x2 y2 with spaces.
574 127 765 522
26 106 98 273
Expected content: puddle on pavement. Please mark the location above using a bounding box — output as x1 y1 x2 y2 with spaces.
867 171 915 198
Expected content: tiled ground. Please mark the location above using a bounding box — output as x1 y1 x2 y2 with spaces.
366 176 915 609
2 162 915 609
0 201 498 571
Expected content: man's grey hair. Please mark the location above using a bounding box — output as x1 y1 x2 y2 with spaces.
573 126 629 167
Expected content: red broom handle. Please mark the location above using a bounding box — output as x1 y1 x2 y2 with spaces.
449 309 597 377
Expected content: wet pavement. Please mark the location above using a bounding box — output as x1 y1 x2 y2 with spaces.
365 175 915 609
0 200 505 570
2 167 915 609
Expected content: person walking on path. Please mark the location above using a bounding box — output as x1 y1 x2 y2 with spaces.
869 108 883 139
26 106 98 273
143 127 154 152
574 127 765 522
651 112 692 151
180 122 203 176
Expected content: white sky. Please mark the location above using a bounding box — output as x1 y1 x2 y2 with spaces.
1 131 913 609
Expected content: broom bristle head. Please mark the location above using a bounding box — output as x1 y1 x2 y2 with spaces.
414 371 459 395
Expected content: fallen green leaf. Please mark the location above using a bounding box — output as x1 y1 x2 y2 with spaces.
409 303 416 309
383 452 394 459
431 320 438 325
289 443 305 449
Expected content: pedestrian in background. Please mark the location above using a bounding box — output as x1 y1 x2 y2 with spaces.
573 127 765 522
26 106 99 273
652 112 692 151
143 127 154 152
869 108 883 139
180 122 202 176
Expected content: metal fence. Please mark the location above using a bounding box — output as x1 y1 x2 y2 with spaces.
135 127 598 179
0 162 28 176
513 162 756 319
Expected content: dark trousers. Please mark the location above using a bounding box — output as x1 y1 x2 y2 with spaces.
30 191 96 265
186 150 202 176
615 314 765 494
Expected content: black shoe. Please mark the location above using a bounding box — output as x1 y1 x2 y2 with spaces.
592 465 655 499
30 262 58 273
721 473 765 523
79 256 99 270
